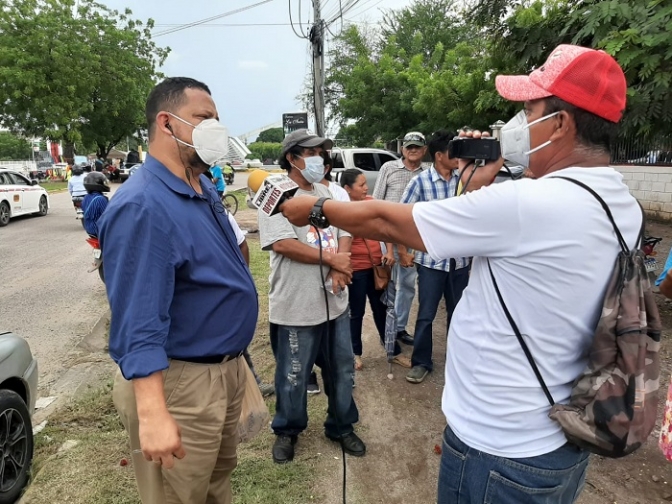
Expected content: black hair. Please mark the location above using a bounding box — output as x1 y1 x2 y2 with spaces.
428 129 458 161
340 168 364 189
145 77 211 140
322 151 333 181
544 97 619 155
279 145 304 172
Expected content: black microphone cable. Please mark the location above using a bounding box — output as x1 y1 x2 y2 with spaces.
312 216 349 504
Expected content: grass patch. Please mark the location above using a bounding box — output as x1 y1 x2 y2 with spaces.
39 181 68 192
25 240 322 504
226 187 249 212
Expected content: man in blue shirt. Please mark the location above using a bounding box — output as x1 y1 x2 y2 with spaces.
81 172 110 237
400 130 470 384
99 77 258 504
210 164 225 197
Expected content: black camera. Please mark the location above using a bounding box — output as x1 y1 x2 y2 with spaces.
447 137 501 162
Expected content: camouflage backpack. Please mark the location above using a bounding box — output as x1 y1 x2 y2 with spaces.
488 176 662 458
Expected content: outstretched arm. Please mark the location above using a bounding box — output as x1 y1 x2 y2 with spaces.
281 197 427 253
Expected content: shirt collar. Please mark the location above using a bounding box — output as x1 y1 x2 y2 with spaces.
429 164 457 183
144 154 208 199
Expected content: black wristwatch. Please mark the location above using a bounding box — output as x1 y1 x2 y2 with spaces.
308 197 331 229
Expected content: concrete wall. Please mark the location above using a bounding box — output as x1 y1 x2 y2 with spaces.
614 165 672 220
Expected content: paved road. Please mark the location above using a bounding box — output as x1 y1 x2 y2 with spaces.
0 189 109 393
0 171 251 394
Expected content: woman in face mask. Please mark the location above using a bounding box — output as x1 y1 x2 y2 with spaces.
340 169 410 371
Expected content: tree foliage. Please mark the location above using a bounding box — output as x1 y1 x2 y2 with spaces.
0 0 169 158
326 0 672 146
0 132 32 161
256 127 285 143
246 142 282 162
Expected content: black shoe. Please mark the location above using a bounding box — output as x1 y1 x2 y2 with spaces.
326 432 366 457
272 435 297 464
396 330 414 346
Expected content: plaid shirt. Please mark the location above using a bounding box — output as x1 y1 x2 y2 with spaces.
400 165 470 272
372 158 425 203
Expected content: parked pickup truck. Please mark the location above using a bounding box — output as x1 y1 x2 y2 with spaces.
331 148 400 188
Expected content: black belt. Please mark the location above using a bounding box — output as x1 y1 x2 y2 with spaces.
173 351 243 365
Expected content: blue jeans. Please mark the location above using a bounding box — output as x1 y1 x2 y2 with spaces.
412 264 470 371
438 425 589 504
393 248 417 333
270 311 359 438
349 269 402 356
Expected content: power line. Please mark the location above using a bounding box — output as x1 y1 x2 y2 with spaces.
152 0 277 38
154 23 294 27
289 0 310 39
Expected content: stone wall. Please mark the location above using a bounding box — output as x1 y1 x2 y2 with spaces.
613 165 672 221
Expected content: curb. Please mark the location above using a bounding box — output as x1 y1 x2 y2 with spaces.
31 309 113 427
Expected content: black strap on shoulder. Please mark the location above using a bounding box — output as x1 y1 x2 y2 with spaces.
487 260 555 406
552 176 635 253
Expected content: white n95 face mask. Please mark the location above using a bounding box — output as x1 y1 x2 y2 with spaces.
500 110 559 168
169 113 229 166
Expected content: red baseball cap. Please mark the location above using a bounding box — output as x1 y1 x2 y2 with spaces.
495 44 627 123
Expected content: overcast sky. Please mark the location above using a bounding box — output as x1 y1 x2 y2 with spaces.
100 0 414 139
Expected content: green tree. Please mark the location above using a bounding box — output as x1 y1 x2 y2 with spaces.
0 0 168 158
256 127 285 143
473 0 672 136
247 142 282 162
0 132 32 160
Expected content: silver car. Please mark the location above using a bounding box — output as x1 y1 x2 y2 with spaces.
0 331 38 504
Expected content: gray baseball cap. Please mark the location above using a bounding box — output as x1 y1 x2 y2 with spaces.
282 129 334 155
402 131 426 148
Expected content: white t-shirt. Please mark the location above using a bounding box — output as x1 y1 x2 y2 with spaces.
412 167 641 458
327 181 351 202
227 213 245 245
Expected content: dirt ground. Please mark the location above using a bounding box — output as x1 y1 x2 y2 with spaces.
235 210 672 504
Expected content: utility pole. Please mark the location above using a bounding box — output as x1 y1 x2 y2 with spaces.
311 0 325 137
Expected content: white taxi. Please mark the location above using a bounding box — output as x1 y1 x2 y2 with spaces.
0 168 49 227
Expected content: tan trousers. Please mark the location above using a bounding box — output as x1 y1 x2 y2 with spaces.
113 358 246 504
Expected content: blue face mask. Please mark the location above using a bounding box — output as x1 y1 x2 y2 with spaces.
293 156 325 184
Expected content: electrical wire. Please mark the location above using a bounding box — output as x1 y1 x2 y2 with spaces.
344 0 385 19
152 0 276 38
289 0 310 39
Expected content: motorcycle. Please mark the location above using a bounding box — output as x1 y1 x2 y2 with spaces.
85 236 104 283
224 165 235 185
72 196 85 220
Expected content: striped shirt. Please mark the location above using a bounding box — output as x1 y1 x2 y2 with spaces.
82 193 108 237
372 158 425 203
400 165 469 272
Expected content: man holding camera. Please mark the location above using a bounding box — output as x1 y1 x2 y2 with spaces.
400 130 470 384
372 131 427 346
279 44 640 503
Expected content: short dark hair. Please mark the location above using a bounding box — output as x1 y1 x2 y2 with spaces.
340 169 363 189
279 145 304 172
322 151 333 181
428 130 457 161
544 97 619 155
145 77 211 140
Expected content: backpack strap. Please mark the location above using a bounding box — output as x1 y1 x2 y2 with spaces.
487 260 555 407
552 176 633 254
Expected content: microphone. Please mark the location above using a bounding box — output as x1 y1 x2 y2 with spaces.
247 170 299 217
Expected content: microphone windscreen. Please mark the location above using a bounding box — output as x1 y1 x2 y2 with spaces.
247 169 270 192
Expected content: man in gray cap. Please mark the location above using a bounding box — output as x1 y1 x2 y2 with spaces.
372 131 428 346
258 129 365 464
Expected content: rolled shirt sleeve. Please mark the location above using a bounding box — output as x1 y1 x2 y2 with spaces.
99 202 176 379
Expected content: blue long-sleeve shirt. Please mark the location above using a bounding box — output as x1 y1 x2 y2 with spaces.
98 155 258 379
81 193 108 237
